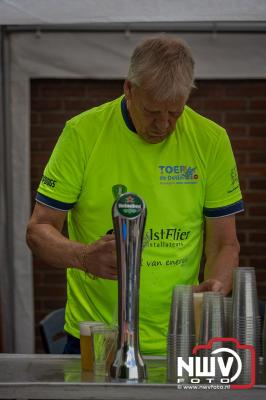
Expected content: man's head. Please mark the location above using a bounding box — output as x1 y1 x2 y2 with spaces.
124 35 195 143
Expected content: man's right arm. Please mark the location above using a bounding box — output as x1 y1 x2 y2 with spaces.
26 202 117 280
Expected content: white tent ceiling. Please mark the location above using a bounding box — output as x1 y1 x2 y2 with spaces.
1 0 266 25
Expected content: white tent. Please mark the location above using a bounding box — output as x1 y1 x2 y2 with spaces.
1 0 266 353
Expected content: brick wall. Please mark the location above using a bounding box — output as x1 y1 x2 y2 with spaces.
31 79 266 352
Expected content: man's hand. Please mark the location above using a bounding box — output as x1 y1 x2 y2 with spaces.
26 202 118 279
193 279 224 294
82 234 117 280
202 215 240 296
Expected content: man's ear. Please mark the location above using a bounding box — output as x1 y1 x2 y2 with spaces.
124 80 132 100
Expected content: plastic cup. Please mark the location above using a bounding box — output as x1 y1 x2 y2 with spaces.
79 321 105 371
199 292 225 342
91 324 118 376
193 293 203 343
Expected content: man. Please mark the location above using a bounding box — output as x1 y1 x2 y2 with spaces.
26 35 243 355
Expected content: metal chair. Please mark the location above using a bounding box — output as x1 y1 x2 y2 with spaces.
39 307 67 354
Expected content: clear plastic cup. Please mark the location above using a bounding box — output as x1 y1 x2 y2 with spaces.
79 321 105 371
91 324 118 376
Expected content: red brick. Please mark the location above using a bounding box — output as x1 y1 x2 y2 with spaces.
34 299 43 309
186 98 205 110
226 112 266 124
192 82 226 97
238 258 249 267
237 232 247 243
232 138 266 150
225 125 248 137
250 259 266 268
204 99 247 111
241 245 266 256
244 192 266 202
249 232 266 242
225 83 266 97
31 152 51 166
42 300 66 309
238 178 247 191
249 153 266 163
43 271 66 284
257 288 266 300
237 219 266 230
44 86 86 97
31 112 40 124
31 126 61 138
32 99 63 111
239 165 266 177
40 112 70 125
33 271 44 285
234 153 248 164
35 310 49 323
36 79 63 88
31 84 40 97
249 179 266 190
248 127 266 137
249 100 266 110
200 111 224 124
31 137 58 151
36 286 66 298
249 206 266 216
64 99 91 110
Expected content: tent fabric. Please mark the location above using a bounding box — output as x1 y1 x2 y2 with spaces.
1 16 266 352
1 0 266 25
12 31 266 79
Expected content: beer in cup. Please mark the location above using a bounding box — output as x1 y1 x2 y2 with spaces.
79 321 105 371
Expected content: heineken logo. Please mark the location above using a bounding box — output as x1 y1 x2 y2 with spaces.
116 193 144 218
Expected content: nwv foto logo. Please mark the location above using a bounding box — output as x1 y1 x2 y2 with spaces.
177 338 256 390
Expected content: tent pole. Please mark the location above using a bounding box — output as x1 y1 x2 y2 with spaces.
0 27 15 352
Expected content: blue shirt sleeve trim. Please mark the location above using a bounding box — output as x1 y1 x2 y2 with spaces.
36 192 76 211
204 200 244 218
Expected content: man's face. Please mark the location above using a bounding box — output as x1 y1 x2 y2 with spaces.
124 80 186 144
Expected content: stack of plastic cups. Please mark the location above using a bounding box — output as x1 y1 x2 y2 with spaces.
232 267 261 385
223 297 233 338
263 305 266 384
198 292 225 383
167 285 196 383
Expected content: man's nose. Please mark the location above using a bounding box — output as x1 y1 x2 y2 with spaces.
156 113 170 130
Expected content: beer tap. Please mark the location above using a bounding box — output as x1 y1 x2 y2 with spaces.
110 192 147 381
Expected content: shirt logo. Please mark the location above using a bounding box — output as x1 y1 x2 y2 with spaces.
41 175 56 188
228 166 240 193
143 227 190 250
159 165 199 185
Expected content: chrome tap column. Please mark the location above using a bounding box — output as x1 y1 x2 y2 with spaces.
110 192 147 381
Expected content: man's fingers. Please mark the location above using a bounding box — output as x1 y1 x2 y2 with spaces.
101 234 115 242
193 281 208 293
102 270 118 280
193 279 223 293
211 280 223 292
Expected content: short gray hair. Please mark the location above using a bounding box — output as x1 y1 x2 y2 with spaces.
127 35 195 101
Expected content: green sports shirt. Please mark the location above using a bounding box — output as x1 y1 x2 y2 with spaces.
36 96 243 355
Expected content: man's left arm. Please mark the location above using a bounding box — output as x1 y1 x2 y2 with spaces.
194 215 240 295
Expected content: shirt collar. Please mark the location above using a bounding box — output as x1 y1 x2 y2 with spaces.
121 97 137 133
